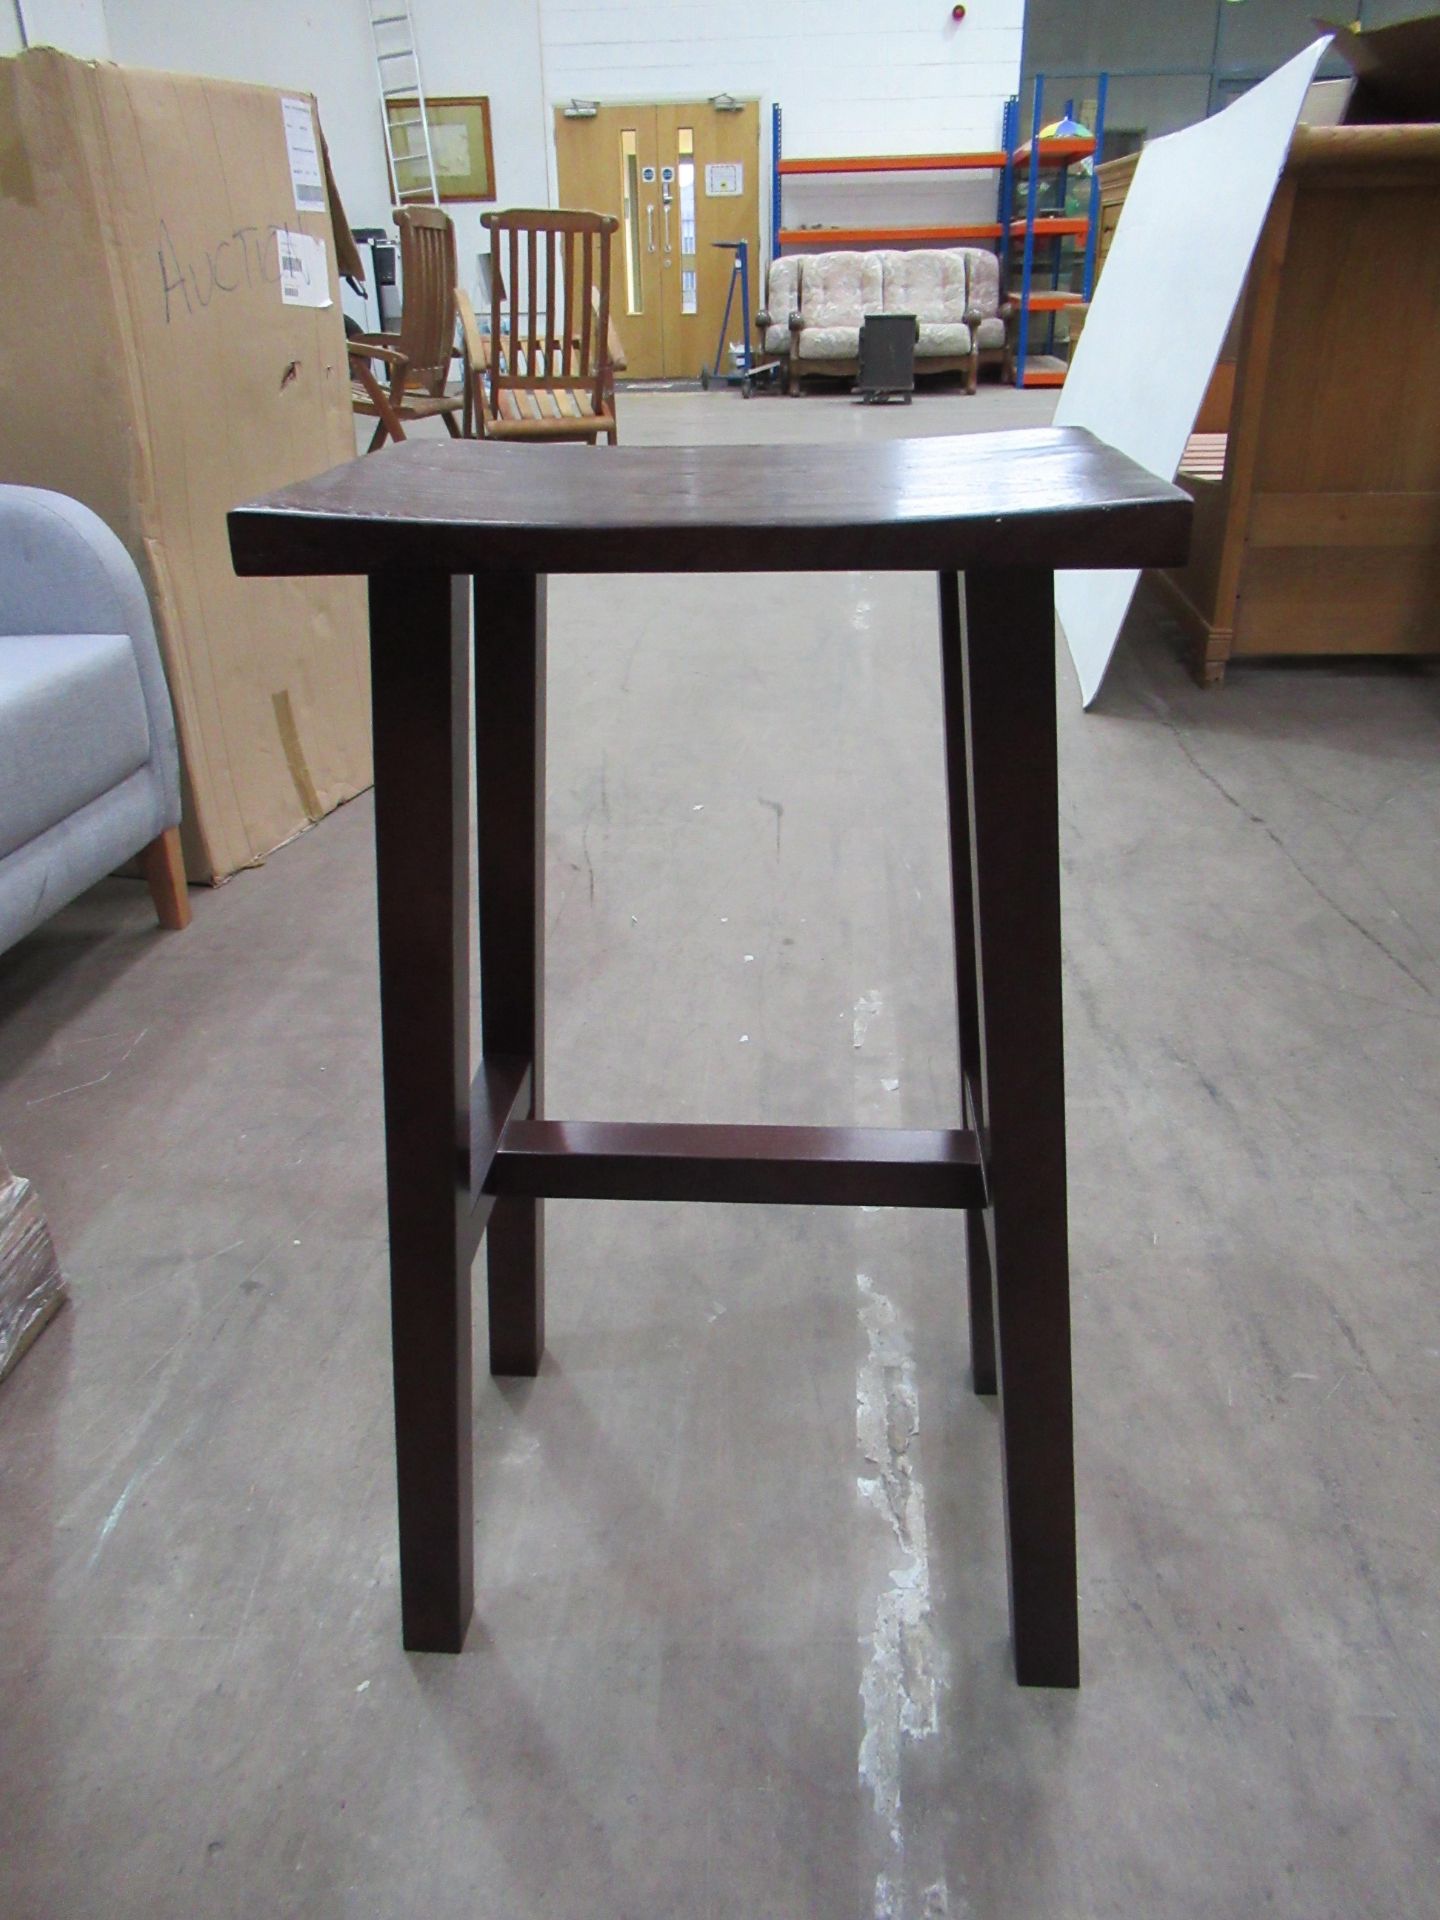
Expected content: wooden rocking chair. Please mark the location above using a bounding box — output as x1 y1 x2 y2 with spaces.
458 208 620 445
349 205 464 452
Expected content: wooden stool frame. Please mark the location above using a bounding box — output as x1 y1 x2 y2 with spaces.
230 431 1189 1689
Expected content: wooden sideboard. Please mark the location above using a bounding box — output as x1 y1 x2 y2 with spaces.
1101 125 1440 685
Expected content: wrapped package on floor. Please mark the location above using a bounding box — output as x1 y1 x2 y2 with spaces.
0 1148 65 1384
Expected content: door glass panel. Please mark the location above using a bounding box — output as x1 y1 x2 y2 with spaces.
677 127 697 314
620 129 643 314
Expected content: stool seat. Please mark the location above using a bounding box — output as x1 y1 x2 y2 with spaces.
231 428 1190 1687
230 427 1188 577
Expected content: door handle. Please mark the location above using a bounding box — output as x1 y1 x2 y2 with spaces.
646 204 656 252
663 202 672 254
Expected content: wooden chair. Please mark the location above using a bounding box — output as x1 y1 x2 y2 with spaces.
458 209 620 445
349 205 464 452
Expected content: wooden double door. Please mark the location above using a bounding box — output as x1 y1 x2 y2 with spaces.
554 100 760 381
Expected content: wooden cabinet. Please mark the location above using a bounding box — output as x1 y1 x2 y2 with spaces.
1149 125 1440 684
1092 152 1140 288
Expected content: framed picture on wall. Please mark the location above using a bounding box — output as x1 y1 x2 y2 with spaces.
385 95 496 203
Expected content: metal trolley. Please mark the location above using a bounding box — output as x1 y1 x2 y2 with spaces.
700 241 782 397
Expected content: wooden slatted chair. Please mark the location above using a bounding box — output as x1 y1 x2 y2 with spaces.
350 205 464 452
461 208 620 445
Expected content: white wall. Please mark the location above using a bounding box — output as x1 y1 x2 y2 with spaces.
542 0 1025 234
105 0 391 230
410 0 548 304
102 0 547 305
24 1 1023 295
8 0 110 56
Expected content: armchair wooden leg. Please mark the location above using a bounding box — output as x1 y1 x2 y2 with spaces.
141 826 191 931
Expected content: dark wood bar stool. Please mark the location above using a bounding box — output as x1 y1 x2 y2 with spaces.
229 430 1189 1688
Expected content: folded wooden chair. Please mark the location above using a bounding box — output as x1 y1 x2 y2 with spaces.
349 205 464 452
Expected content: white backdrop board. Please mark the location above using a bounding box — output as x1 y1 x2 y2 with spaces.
1054 38 1332 707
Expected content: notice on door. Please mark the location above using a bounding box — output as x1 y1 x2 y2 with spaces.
705 162 743 197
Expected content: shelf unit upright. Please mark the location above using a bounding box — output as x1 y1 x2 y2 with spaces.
1002 72 1109 389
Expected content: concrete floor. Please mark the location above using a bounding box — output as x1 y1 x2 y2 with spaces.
1 385 1438 1920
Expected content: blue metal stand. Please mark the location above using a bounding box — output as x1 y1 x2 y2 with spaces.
771 103 783 263
998 95 1019 247
702 241 776 395
1016 73 1046 389
1081 71 1110 300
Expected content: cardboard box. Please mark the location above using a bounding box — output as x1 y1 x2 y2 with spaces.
1316 13 1440 123
0 50 370 881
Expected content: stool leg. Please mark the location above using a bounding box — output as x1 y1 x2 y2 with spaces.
961 566 1079 1689
369 571 474 1654
939 572 996 1396
475 572 546 1376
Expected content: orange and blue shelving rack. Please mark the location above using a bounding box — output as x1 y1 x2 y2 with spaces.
769 71 1109 391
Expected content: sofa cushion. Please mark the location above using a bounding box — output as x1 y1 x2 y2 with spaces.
799 252 882 329
764 323 792 354
915 321 973 358
965 247 1002 321
974 315 1006 351
764 256 801 322
797 325 861 361
0 633 151 860
878 249 971 327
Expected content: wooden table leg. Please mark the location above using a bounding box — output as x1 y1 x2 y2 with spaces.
369 571 474 1654
939 572 996 1397
475 572 546 1377
961 566 1079 1689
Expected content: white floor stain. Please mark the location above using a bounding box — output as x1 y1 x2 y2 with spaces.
87 1462 152 1571
857 1269 949 1920
875 1879 952 1920
854 991 884 1049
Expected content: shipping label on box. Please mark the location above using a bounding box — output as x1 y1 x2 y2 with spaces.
277 230 332 308
281 94 326 213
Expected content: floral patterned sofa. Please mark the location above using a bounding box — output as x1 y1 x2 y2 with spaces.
755 248 1010 395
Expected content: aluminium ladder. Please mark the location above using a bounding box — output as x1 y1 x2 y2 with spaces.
368 0 439 206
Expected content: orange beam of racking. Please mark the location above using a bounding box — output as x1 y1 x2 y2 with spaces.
1008 216 1090 238
779 224 1004 247
777 151 1007 176
1011 137 1096 166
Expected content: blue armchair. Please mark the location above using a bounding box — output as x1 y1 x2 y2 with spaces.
0 486 188 952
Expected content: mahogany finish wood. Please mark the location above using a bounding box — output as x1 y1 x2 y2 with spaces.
474 573 546 1377
938 573 994 1395
366 569 473 1653
490 1120 984 1210
229 428 1191 580
962 564 1079 1688
228 429 1190 1688
463 1056 531 1259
